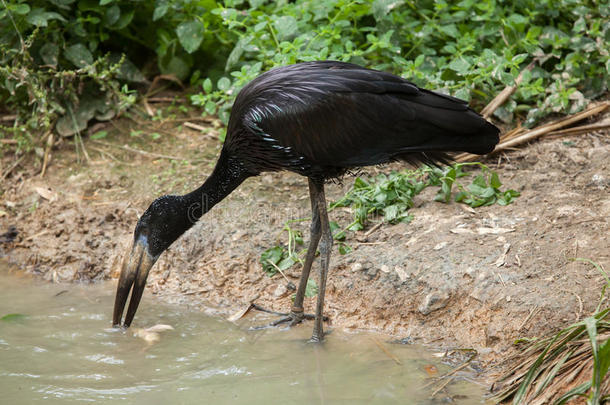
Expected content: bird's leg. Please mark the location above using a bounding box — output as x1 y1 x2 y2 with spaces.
286 178 322 324
310 179 332 342
251 178 326 329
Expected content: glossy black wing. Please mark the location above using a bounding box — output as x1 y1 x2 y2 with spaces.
228 61 498 171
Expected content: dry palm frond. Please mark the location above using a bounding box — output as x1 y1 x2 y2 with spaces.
491 259 610 404
456 101 610 163
491 311 610 404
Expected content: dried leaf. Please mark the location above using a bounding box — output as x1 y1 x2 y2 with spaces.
35 186 57 201
494 243 512 267
227 303 253 322
424 364 439 376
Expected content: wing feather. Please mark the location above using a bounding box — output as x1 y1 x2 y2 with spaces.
227 61 499 172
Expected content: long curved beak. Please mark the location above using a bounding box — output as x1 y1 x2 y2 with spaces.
112 238 157 328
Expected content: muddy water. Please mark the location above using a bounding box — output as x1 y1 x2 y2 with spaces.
0 269 485 404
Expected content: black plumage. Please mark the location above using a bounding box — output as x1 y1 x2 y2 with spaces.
113 61 499 341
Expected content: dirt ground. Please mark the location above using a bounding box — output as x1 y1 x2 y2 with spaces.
1 108 609 385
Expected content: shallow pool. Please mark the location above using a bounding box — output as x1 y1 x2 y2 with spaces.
0 269 485 404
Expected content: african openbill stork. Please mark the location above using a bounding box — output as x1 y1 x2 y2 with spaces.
113 61 499 342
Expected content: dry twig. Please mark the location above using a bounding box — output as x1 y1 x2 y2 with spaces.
480 62 535 119
372 337 402 365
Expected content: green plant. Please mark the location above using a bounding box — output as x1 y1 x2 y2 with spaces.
332 163 519 231
192 0 609 127
428 162 521 207
0 0 221 150
260 218 306 276
331 170 427 231
0 4 140 151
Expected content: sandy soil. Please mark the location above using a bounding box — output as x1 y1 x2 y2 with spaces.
1 111 608 383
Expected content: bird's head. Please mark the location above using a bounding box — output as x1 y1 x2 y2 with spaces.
113 195 196 328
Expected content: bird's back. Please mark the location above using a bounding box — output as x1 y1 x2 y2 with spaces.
225 61 499 178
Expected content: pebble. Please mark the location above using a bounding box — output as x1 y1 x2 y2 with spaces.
418 292 450 315
273 284 287 297
394 266 408 281
464 267 476 278
351 262 363 272
433 241 448 251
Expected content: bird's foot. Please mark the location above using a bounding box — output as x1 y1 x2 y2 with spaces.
249 305 327 330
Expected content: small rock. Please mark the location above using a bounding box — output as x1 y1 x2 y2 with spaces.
273 284 287 297
394 266 408 281
485 324 502 346
463 267 476 278
433 241 448 251
590 174 606 189
418 292 450 315
351 262 363 272
380 264 390 273
363 266 378 280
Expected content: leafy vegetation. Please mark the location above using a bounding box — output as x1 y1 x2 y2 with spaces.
192 0 609 127
0 0 218 150
331 163 519 231
2 0 608 151
428 162 520 207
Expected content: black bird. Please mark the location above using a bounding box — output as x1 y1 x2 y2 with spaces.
113 61 499 342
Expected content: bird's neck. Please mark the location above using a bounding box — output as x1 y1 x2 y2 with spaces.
181 150 251 221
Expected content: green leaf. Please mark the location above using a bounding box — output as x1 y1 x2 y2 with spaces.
111 9 133 29
598 338 610 382
383 204 399 222
490 172 502 189
39 43 59 66
329 221 346 240
453 87 470 102
277 255 297 271
105 5 121 26
203 78 213 93
217 77 231 91
176 21 205 53
90 130 108 139
99 0 114 5
372 0 404 20
512 332 564 404
439 23 459 38
204 100 217 115
153 1 169 21
260 246 285 276
472 174 487 188
64 43 94 68
1 313 26 322
338 243 352 255
273 16 298 40
26 8 66 26
11 4 30 15
448 57 471 75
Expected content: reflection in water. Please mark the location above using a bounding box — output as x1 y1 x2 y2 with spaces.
0 271 484 404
